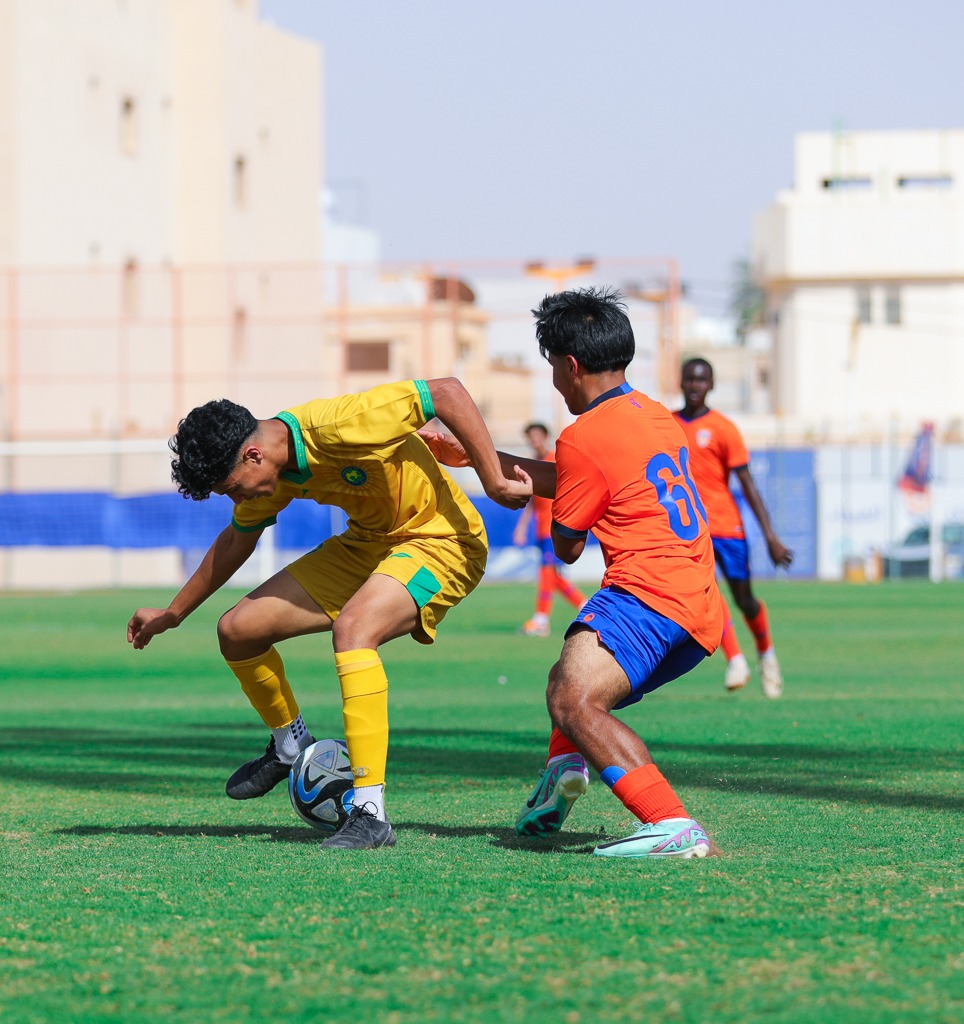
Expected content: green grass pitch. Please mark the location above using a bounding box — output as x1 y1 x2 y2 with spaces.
1 581 961 1023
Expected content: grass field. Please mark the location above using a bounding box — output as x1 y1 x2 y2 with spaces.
1 580 961 1024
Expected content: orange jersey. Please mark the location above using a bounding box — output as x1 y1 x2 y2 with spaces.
532 451 555 540
553 385 723 653
672 408 749 540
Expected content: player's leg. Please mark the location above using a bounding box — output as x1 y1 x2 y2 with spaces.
540 590 710 858
218 568 336 799
549 630 708 858
719 593 750 691
320 533 487 851
520 538 555 636
514 703 590 837
727 575 782 699
712 538 750 691
551 565 588 611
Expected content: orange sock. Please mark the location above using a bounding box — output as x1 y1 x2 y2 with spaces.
746 600 772 655
547 727 581 762
553 569 587 610
611 764 687 823
535 566 554 616
720 607 742 660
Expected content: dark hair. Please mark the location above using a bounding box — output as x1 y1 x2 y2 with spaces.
682 356 714 377
524 422 549 435
169 398 258 500
532 286 634 373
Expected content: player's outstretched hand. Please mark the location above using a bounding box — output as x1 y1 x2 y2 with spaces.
488 465 533 510
768 538 793 569
417 428 471 467
127 607 179 650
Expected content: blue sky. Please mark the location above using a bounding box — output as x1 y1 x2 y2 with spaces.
260 0 963 314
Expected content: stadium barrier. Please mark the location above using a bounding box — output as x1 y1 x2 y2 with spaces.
2 439 962 590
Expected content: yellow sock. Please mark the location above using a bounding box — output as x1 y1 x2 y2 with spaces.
335 648 389 788
225 646 299 729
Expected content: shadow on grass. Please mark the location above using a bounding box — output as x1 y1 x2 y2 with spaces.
58 823 319 843
56 820 601 855
4 726 961 813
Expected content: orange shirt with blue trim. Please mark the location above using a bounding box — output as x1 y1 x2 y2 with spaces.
552 384 723 653
671 408 749 540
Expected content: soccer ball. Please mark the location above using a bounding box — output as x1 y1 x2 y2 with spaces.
288 738 355 833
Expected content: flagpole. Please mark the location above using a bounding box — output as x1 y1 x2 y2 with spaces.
928 430 943 583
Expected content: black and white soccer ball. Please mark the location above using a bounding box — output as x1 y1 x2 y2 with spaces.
288 738 355 833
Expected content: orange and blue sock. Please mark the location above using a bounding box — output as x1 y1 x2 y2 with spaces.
602 763 687 823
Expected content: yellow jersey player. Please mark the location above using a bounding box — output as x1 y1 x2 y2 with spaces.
127 378 531 850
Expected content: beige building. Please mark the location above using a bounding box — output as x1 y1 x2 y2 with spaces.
0 0 538 588
0 0 325 443
753 129 964 440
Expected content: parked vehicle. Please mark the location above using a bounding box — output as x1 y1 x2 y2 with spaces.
881 522 964 579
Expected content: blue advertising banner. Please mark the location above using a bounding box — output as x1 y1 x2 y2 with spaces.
734 448 816 579
0 453 814 579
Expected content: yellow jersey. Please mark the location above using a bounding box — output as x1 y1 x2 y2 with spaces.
230 380 486 545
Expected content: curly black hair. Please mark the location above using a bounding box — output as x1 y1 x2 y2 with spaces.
532 286 634 373
169 399 258 500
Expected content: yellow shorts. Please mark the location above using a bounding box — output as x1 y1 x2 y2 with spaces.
285 531 487 645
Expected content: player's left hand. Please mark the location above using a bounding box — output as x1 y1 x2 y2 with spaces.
418 428 470 467
768 539 793 569
488 465 533 510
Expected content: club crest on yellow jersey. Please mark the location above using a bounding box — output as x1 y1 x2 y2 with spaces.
341 466 368 486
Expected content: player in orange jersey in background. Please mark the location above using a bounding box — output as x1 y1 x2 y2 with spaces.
673 357 792 698
512 422 587 637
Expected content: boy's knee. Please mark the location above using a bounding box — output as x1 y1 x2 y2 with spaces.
217 606 255 654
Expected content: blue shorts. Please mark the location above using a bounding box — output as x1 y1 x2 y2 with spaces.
565 586 709 709
712 536 751 581
537 536 563 568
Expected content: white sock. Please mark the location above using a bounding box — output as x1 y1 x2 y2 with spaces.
271 714 313 763
352 784 386 821
728 653 749 667
759 648 776 662
533 612 549 626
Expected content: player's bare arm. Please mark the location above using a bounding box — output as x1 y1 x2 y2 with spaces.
421 424 555 501
550 525 586 565
127 524 261 649
734 466 793 568
497 451 556 499
425 377 532 508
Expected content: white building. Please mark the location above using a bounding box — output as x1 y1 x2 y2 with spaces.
753 129 964 439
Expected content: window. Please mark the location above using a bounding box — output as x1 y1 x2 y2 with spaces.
346 341 390 372
884 287 901 325
822 176 872 190
856 287 872 325
898 176 953 189
120 96 138 156
233 155 247 208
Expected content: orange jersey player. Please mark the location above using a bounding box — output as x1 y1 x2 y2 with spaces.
673 357 793 698
505 287 725 859
512 423 586 637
